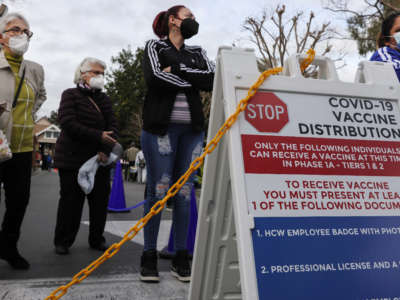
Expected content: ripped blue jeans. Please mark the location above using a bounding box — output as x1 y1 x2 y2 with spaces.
141 124 204 251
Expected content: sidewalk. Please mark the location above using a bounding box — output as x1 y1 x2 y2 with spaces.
0 170 189 300
1 274 188 300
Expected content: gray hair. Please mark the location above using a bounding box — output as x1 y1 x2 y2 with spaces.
0 12 29 34
73 57 106 84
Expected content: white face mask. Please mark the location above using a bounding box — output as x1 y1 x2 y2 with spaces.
7 34 29 56
393 32 400 48
89 75 104 90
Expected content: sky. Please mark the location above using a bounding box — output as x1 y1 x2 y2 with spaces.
1 0 368 118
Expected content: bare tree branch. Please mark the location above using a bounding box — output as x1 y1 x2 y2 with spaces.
324 7 363 16
243 4 346 76
380 0 400 11
324 0 399 55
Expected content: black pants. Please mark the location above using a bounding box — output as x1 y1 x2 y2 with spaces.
54 166 111 248
41 155 48 170
0 152 32 244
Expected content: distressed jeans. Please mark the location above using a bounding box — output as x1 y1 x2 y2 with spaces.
141 124 204 251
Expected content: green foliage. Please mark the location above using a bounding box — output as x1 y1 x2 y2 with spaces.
345 0 398 55
200 91 212 136
105 47 146 149
105 47 213 148
48 110 59 125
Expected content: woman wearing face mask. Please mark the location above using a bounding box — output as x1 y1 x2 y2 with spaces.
140 5 214 283
53 58 118 255
0 13 46 270
370 12 400 81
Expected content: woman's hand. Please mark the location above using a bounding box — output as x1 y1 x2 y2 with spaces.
102 131 117 144
163 66 171 73
97 152 108 163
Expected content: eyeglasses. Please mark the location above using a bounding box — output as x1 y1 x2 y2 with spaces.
3 26 33 38
87 70 104 76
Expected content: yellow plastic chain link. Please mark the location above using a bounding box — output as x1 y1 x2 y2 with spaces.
45 49 315 300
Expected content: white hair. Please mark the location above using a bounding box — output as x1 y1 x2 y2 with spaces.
0 12 29 34
73 57 106 84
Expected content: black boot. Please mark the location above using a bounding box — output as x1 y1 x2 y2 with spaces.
140 250 159 282
171 250 191 282
0 232 30 270
89 241 108 251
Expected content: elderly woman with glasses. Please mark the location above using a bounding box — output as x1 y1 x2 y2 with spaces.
53 57 118 255
0 12 46 270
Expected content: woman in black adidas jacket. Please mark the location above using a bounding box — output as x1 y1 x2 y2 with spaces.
140 5 214 283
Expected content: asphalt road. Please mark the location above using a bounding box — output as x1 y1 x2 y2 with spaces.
0 170 189 300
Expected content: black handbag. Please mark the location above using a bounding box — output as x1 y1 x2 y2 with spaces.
12 67 26 108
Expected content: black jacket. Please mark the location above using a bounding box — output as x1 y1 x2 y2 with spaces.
142 38 215 135
54 86 118 170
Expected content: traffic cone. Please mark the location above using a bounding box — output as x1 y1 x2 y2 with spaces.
186 187 198 254
108 160 131 212
160 186 198 258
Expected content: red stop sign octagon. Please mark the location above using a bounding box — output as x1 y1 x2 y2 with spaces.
245 92 289 132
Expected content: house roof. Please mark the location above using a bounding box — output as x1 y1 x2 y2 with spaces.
35 124 61 137
36 116 51 126
34 124 49 135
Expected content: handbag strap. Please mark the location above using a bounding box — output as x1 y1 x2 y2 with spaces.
87 96 101 113
12 67 26 109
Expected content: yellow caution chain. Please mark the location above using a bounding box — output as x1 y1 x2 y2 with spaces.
45 48 315 300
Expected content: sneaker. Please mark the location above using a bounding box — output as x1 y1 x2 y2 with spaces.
158 246 175 259
159 247 194 260
171 250 191 282
140 250 159 282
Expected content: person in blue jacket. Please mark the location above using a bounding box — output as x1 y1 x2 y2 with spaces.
370 12 400 81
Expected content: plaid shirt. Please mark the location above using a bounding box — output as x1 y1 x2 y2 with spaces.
6 52 35 153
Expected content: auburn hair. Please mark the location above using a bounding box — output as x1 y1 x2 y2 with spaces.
152 5 185 39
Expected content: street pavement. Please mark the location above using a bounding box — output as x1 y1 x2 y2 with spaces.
0 170 189 300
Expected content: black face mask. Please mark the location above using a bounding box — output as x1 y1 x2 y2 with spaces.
180 18 199 39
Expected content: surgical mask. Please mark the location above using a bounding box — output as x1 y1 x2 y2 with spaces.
7 34 29 56
89 75 104 90
180 18 199 39
393 32 400 48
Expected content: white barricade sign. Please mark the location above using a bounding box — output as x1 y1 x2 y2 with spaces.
189 47 400 300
